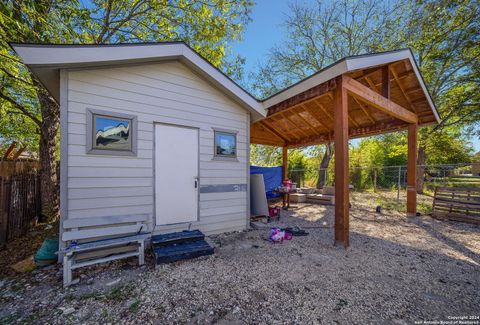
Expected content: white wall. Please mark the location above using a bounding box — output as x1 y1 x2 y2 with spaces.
65 61 249 235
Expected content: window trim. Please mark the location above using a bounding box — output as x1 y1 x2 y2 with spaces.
213 128 238 161
86 108 137 156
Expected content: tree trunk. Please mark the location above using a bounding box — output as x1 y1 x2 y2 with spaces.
316 143 333 189
416 145 426 194
38 89 60 223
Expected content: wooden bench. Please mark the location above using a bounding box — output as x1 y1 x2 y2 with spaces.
61 214 150 287
432 187 480 225
307 186 335 205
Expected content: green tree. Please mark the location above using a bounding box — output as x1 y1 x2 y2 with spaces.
398 0 480 192
0 0 253 222
248 0 405 189
250 0 480 192
287 149 306 187
250 144 282 166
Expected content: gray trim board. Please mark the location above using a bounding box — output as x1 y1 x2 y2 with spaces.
58 69 68 263
199 184 247 193
246 113 251 229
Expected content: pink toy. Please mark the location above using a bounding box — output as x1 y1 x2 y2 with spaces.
269 227 292 243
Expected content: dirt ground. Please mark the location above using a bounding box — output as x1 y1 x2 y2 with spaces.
0 199 479 324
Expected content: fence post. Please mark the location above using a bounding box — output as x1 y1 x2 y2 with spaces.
1 177 12 244
373 169 377 192
0 177 6 248
397 166 402 204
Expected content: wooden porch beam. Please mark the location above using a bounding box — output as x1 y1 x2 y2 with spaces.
282 147 288 181
382 65 391 99
333 75 349 248
342 75 418 124
286 121 407 148
266 79 337 117
407 123 417 216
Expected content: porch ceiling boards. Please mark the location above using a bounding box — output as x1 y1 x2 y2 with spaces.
250 59 437 148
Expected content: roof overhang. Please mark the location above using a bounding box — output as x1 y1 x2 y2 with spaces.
10 42 267 121
262 49 439 123
10 43 439 135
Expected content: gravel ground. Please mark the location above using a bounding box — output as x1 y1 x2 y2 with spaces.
0 200 479 324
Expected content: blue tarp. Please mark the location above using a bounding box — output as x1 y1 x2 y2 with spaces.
250 165 283 198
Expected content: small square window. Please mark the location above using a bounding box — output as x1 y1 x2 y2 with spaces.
86 109 137 156
214 131 237 158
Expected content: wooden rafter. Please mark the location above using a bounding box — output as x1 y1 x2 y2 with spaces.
296 109 324 136
266 79 337 117
364 76 379 93
382 65 391 99
352 96 375 124
348 113 360 128
259 120 288 143
281 112 311 138
326 92 360 127
276 115 302 140
389 66 418 113
300 104 330 132
315 100 334 121
343 75 418 124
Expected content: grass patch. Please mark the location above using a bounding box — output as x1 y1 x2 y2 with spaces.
65 291 104 302
129 299 141 313
104 282 136 303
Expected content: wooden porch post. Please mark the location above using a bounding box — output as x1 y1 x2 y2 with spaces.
407 123 418 216
282 146 288 181
333 75 349 248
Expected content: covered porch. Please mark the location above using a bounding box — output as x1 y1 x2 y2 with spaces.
250 50 439 247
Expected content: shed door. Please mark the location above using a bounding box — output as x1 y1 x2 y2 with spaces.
155 124 198 225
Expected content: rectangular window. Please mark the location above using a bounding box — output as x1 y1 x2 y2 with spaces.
214 131 237 158
86 109 137 156
93 115 131 150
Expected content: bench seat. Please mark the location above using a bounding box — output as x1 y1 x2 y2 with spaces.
61 214 150 287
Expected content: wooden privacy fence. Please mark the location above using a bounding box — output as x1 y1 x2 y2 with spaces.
432 186 480 225
0 173 41 248
0 160 39 177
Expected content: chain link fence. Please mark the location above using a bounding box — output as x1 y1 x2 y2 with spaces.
288 163 480 212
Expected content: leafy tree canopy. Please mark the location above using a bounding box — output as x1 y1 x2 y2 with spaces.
249 0 479 169
0 0 253 151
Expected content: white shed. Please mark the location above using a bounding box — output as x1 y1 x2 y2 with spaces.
12 43 439 254
11 42 267 249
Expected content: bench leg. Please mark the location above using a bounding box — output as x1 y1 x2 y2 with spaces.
138 240 145 266
63 254 73 287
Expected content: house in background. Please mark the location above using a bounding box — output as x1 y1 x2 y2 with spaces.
11 42 439 251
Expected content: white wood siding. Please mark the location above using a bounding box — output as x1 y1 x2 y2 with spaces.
66 61 249 235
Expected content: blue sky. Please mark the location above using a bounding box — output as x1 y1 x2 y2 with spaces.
230 0 480 152
231 0 290 78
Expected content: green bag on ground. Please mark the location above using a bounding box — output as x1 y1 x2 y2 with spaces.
34 237 59 267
